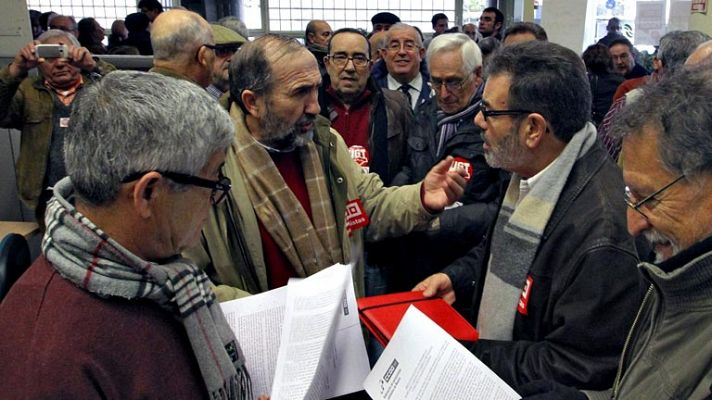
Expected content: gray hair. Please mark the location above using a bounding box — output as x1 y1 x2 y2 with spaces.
229 34 305 108
64 71 234 205
486 40 591 142
37 29 80 47
385 23 423 48
218 16 249 39
611 64 712 178
426 33 482 75
152 14 212 63
657 30 712 78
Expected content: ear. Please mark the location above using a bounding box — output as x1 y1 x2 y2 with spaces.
196 45 210 67
241 89 261 118
522 113 549 150
379 48 387 59
495 22 503 31
323 55 330 66
131 171 162 219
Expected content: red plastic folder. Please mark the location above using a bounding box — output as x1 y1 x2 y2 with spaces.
357 291 478 347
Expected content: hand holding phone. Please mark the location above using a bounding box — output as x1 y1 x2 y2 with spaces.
35 44 69 59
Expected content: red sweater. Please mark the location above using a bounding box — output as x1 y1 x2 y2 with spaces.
0 256 209 399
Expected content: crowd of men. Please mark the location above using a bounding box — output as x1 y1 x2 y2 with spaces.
1 5 712 400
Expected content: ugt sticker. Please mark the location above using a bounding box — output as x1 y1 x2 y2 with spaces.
345 198 369 236
449 157 472 181
517 275 534 316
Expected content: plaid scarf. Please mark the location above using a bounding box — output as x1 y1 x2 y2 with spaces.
231 107 343 277
43 177 252 400
477 123 598 340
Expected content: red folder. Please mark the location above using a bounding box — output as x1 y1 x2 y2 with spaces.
357 291 478 347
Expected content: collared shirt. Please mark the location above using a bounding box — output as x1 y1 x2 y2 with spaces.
44 76 84 106
387 72 423 110
206 84 224 100
517 156 558 207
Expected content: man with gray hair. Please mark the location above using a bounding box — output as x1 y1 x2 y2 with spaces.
0 29 114 225
0 71 257 399
416 41 641 391
372 23 431 110
521 62 712 400
188 34 466 300
374 33 507 293
150 9 215 88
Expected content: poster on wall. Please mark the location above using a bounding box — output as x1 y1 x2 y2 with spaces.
635 1 665 45
691 0 708 13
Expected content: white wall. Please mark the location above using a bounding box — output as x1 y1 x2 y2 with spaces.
541 0 598 53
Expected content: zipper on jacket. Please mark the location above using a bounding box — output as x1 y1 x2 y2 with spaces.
612 284 654 398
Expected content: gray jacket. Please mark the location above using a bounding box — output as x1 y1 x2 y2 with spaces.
604 236 712 399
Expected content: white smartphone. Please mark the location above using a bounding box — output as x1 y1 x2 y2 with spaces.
35 44 69 59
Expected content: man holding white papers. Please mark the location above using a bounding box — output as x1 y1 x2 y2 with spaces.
415 41 642 392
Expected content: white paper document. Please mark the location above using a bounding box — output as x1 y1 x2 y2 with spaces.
364 306 520 400
220 264 369 400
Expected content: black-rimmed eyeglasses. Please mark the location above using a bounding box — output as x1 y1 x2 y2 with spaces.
327 54 370 68
121 170 232 205
479 104 535 121
624 174 685 220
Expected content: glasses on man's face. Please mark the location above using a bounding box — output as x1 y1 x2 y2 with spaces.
328 53 370 68
386 40 419 53
430 76 470 92
479 104 534 121
121 170 232 205
203 44 240 58
624 174 685 220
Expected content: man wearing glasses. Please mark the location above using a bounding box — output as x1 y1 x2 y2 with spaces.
319 28 414 185
149 9 215 89
375 33 507 294
520 61 712 400
206 24 247 100
0 71 259 399
373 23 431 111
416 41 641 391
188 34 467 301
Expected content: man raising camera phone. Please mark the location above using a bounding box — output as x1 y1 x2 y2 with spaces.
1 29 114 228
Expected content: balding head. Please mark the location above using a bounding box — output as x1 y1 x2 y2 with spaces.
686 40 712 66
151 10 214 87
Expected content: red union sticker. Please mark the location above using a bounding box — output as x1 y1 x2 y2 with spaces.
517 275 534 316
349 145 370 173
449 157 472 181
345 198 369 236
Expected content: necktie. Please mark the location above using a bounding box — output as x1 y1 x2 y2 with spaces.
398 84 412 107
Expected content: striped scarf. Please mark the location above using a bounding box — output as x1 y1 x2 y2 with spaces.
435 95 481 156
231 106 343 278
43 177 252 400
477 123 598 340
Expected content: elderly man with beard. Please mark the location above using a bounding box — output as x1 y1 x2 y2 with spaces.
0 29 114 226
187 34 466 300
415 41 641 391
206 24 246 100
520 62 712 400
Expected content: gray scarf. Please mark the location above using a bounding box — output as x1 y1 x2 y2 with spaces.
43 177 252 400
477 123 598 340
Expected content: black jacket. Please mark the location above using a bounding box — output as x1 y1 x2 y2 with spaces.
318 75 413 186
444 142 642 391
370 96 508 291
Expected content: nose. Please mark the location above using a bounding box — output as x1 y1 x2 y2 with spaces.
305 89 321 115
626 207 651 237
343 58 356 71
